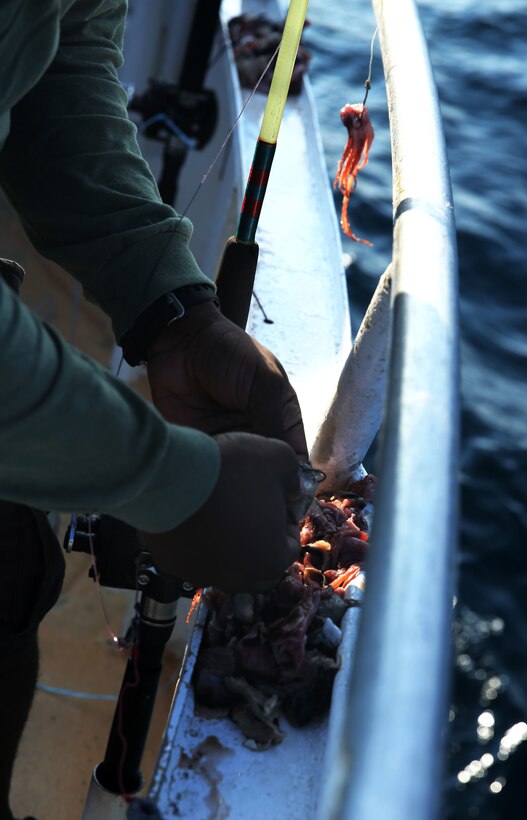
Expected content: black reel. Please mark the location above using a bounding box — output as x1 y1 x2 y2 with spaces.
63 513 197 600
129 80 217 150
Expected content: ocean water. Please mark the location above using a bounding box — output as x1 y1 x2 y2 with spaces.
303 0 527 817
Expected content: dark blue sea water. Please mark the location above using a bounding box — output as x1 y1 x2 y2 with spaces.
303 1 527 817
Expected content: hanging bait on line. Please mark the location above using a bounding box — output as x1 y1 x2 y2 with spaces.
334 103 374 246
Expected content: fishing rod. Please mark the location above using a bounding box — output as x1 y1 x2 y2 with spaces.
215 0 310 328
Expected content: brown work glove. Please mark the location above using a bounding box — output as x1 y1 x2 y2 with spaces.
144 432 303 593
146 301 308 461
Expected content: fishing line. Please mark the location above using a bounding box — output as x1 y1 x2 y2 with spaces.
361 27 378 108
87 515 124 648
177 40 281 223
37 518 133 702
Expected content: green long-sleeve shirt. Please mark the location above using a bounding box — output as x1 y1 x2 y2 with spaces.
0 0 220 530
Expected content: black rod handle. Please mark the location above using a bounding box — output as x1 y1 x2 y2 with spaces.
215 236 259 329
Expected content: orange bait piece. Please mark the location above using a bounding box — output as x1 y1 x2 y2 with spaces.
186 589 203 624
329 563 362 590
334 103 374 246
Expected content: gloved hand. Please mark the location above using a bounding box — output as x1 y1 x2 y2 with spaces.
146 301 308 461
144 432 303 593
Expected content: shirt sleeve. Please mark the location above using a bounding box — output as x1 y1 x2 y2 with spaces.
0 279 220 532
0 0 213 342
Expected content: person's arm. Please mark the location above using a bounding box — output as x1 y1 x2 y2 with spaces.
0 280 302 591
0 279 219 532
0 0 308 459
0 0 210 343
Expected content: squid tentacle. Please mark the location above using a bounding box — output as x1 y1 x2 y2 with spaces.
334 103 374 245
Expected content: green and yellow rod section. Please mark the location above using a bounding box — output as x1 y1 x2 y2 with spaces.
215 0 309 328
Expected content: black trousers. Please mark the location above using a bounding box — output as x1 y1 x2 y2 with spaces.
0 262 65 651
0 501 65 658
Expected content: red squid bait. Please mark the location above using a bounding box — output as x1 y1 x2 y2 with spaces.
334 103 374 246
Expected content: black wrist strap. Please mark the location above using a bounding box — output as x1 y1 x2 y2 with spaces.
121 283 219 366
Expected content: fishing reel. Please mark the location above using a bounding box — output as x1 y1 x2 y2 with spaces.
128 79 218 207
63 513 198 601
63 464 322 597
129 80 217 150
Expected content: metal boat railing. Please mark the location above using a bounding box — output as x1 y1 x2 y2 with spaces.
319 0 459 818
